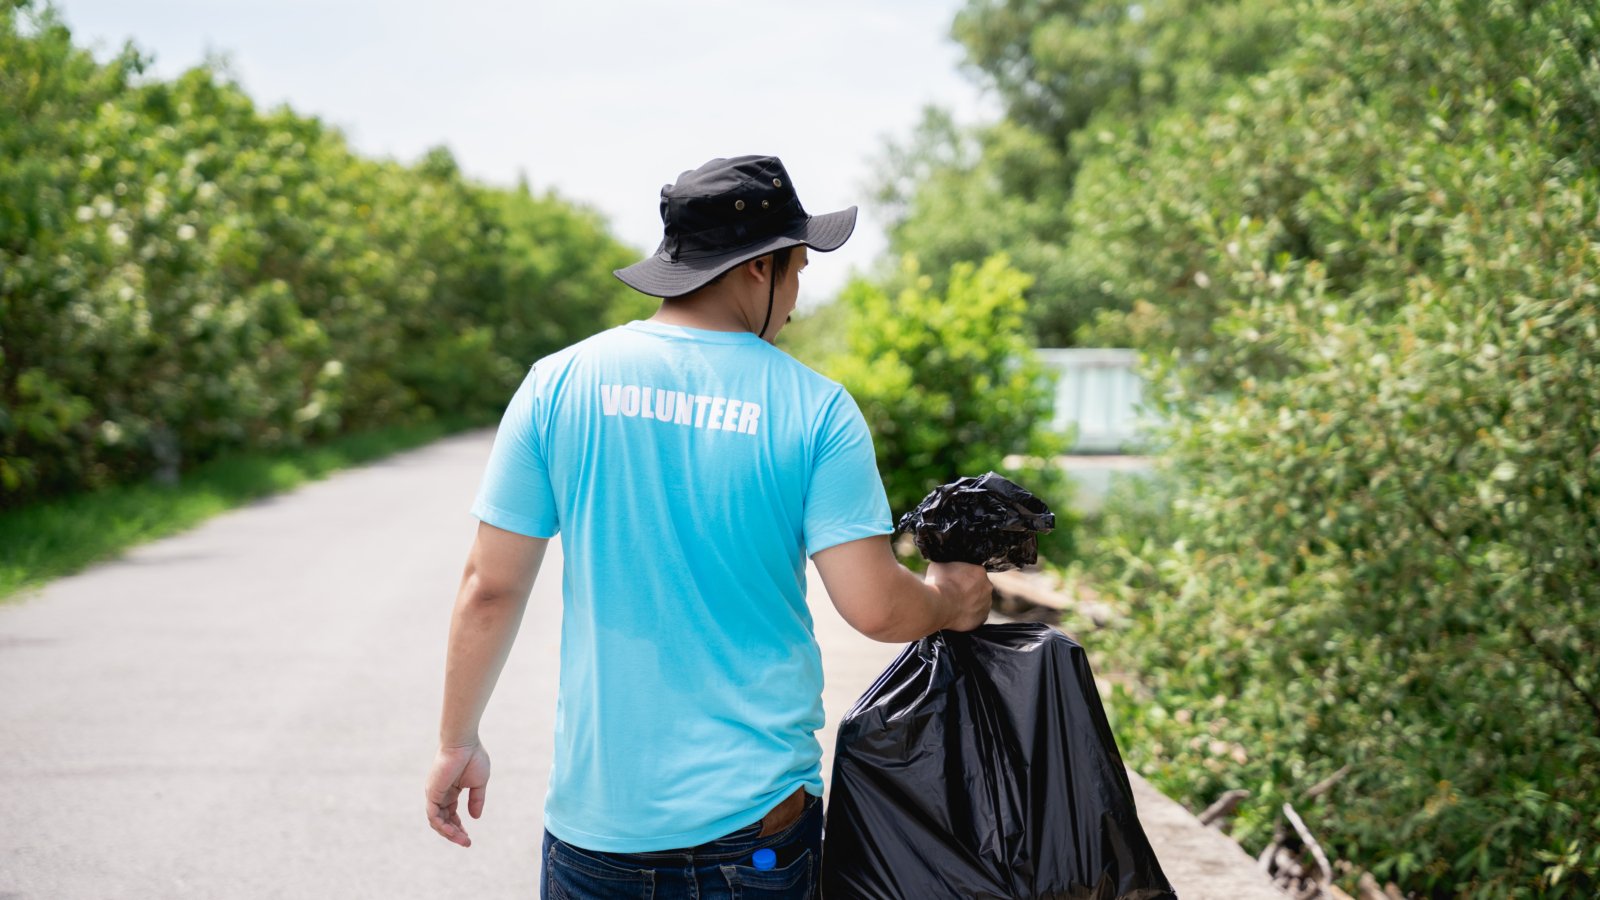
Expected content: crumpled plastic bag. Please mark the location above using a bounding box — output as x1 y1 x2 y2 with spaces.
823 473 1175 899
896 471 1055 571
821 624 1177 900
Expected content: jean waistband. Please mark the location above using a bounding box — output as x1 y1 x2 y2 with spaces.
617 792 820 863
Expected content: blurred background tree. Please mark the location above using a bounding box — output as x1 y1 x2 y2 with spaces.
0 0 645 508
873 0 1296 346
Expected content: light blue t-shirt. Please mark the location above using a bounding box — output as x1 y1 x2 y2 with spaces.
470 319 892 852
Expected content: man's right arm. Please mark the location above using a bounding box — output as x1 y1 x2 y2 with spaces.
812 534 993 643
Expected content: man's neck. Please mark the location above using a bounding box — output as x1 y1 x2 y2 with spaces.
650 290 760 336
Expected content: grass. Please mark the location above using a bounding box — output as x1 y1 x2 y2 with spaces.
0 415 486 603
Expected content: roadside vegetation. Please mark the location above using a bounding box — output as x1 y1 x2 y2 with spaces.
1 1 649 591
798 0 1600 894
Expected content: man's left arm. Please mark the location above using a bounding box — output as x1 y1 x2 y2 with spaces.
425 521 549 848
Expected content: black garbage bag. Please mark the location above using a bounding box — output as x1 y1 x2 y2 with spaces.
896 471 1055 571
821 624 1177 900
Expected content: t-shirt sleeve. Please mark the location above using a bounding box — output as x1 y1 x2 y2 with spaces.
469 366 560 538
803 388 893 557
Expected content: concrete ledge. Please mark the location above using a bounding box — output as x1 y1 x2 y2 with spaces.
1128 769 1289 899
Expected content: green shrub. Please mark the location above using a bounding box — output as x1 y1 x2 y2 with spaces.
821 254 1075 561
1067 0 1600 894
868 0 1599 890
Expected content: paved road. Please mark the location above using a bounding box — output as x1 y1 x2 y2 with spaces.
0 430 904 899
0 429 1281 899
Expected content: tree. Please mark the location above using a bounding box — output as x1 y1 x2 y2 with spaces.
0 1 645 506
873 0 1294 345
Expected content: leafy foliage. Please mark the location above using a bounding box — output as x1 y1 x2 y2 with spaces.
873 0 1295 344
1054 0 1600 895
0 0 645 507
818 255 1074 560
880 0 1600 891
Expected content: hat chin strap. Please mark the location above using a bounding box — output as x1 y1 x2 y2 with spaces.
757 253 777 342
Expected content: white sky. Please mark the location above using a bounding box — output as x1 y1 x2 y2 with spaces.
55 0 997 309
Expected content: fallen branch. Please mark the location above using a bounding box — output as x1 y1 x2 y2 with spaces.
1198 789 1250 827
1283 802 1334 888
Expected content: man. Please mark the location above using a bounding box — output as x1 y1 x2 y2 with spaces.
424 155 993 899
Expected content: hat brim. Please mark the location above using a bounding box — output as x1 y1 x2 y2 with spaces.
613 206 857 299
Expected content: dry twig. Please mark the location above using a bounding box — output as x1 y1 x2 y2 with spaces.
1283 802 1334 888
1198 789 1250 827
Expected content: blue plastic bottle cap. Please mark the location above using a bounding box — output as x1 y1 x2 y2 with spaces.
752 848 777 871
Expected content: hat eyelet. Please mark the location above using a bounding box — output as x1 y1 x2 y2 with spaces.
734 200 745 211
772 178 783 188
761 200 770 209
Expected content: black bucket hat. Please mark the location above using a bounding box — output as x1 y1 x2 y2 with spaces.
614 155 857 299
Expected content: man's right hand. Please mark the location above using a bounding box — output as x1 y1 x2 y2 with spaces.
425 741 492 848
815 535 995 642
926 560 994 632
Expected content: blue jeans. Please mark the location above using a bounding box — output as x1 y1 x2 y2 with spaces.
540 792 822 899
